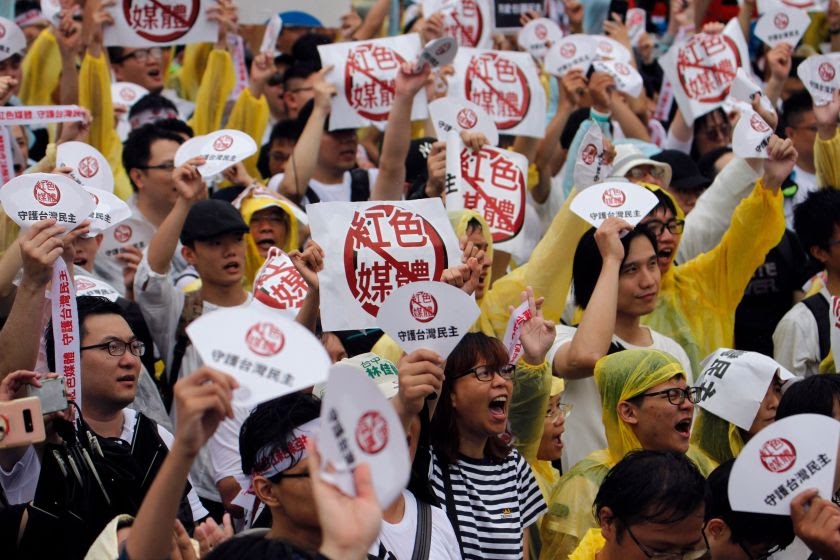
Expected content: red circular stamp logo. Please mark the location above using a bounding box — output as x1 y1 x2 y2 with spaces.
750 113 771 133
442 0 484 47
759 438 797 473
344 44 407 122
615 62 631 76
122 0 201 44
774 13 789 29
676 33 742 103
535 23 547 40
245 322 286 357
78 156 99 178
820 62 836 82
0 24 6 40
581 143 598 165
456 108 478 129
409 291 438 323
343 205 448 318
120 87 137 101
355 411 388 454
464 52 531 130
75 277 96 291
560 42 576 58
602 187 626 207
33 180 60 207
598 40 614 54
114 224 132 243
435 42 451 56
213 134 234 152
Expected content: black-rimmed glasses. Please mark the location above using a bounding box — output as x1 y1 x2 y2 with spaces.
643 219 685 237
624 521 709 560
80 339 145 357
455 364 516 382
637 387 701 406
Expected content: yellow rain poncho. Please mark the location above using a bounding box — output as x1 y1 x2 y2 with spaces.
20 28 61 107
691 409 745 465
539 349 716 560
239 194 300 288
569 529 606 560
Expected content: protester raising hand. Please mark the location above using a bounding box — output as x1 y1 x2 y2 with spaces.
815 88 840 141
173 157 209 202
790 489 840 560
761 136 798 192
512 287 556 366
595 216 634 265
395 349 445 428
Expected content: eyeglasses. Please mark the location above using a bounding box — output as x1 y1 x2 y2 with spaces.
628 166 667 180
80 339 146 357
267 470 310 484
643 219 685 237
546 402 573 421
637 386 701 406
456 363 516 382
738 541 782 560
138 161 176 171
624 521 709 560
700 122 732 141
118 47 164 63
287 86 314 95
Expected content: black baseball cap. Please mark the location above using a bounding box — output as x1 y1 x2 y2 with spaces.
180 200 249 245
651 149 711 192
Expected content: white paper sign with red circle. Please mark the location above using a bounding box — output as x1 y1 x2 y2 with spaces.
570 180 659 229
0 173 95 234
0 17 26 61
593 36 632 63
377 281 480 359
544 34 596 77
756 0 826 13
174 130 257 178
658 19 751 124
252 247 307 318
502 299 531 364
429 97 499 146
98 218 155 268
419 36 458 71
450 48 546 139
186 304 331 408
74 274 121 302
626 8 647 47
447 145 528 243
733 109 774 159
517 18 564 64
57 141 115 194
111 82 149 108
103 0 219 48
593 59 643 97
318 364 411 508
728 414 840 515
83 186 132 236
260 14 283 56
797 54 840 106
308 198 462 331
695 349 795 432
755 9 809 48
421 0 494 49
317 34 428 131
573 124 614 191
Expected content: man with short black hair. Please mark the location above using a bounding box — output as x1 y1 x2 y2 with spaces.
283 61 319 120
781 90 819 224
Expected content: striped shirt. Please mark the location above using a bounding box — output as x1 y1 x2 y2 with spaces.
430 448 547 559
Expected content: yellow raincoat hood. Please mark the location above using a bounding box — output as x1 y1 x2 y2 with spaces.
239 194 300 288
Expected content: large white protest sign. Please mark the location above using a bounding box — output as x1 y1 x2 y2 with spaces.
252 247 307 318
187 304 330 407
429 97 499 146
544 34 596 77
83 186 131 236
593 59 643 96
729 414 840 514
103 0 218 48
57 141 114 194
318 34 428 131
517 18 564 63
658 19 750 123
695 349 795 431
0 173 95 234
754 8 809 48
174 129 257 177
502 299 530 364
798 54 840 106
309 199 461 331
237 5 344 27
573 125 613 191
593 36 632 63
448 145 528 242
378 281 480 358
0 17 26 60
570 180 658 228
319 364 411 508
450 48 546 138
732 109 774 159
422 0 494 48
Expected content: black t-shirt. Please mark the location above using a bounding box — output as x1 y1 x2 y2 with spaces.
205 535 315 559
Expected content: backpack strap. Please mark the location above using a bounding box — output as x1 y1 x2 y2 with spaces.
411 499 433 560
441 465 464 556
304 187 320 205
166 291 204 410
349 168 371 201
607 340 627 355
802 293 831 361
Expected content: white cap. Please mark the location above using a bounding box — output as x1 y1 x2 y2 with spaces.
608 143 672 187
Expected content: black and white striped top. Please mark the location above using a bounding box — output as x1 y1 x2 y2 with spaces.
430 448 547 560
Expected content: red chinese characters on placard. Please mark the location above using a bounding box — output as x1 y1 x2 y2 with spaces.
56 269 78 402
34 179 61 207
78 156 99 178
464 53 531 130
355 411 388 454
343 205 448 317
409 291 438 323
245 322 286 357
442 0 484 47
676 33 741 103
760 438 797 473
344 44 405 122
460 147 526 242
254 258 308 311
122 0 200 43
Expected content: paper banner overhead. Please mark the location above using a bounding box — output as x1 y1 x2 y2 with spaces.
103 0 218 48
421 0 494 48
0 173 95 234
308 199 461 331
570 181 659 228
318 34 428 131
429 97 499 146
450 48 546 138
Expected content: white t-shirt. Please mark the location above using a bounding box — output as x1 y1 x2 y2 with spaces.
368 490 462 559
0 409 207 521
267 168 379 206
546 324 694 471
772 287 828 377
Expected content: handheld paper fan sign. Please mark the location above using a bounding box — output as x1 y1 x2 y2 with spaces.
797 54 840 106
377 280 480 359
570 180 658 228
111 82 149 108
186 304 330 408
260 14 283 56
57 141 115 194
573 124 613 191
82 186 132 236
252 246 308 317
754 8 809 48
318 364 411 508
0 173 96 235
428 97 499 146
419 36 458 70
592 59 643 97
0 17 27 59
502 299 531 364
593 35 633 63
728 414 840 515
174 130 257 177
517 18 564 63
544 34 596 77
732 109 773 159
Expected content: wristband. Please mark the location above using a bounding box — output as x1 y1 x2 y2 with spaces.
590 108 612 122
